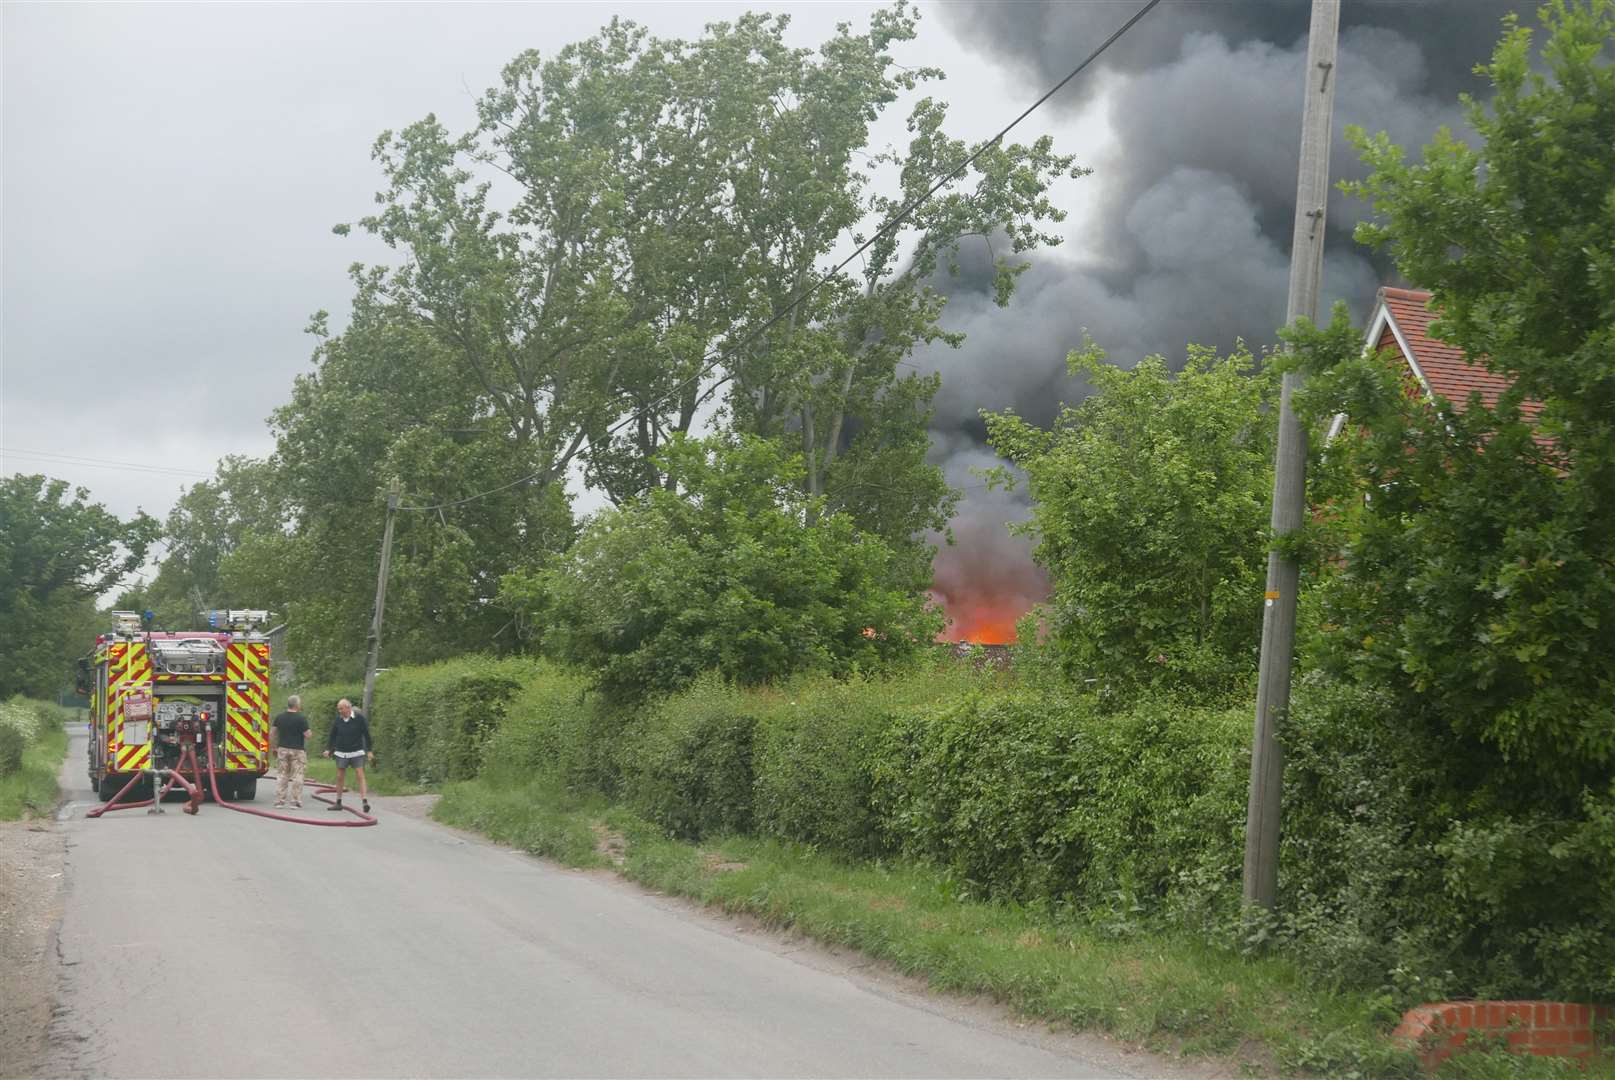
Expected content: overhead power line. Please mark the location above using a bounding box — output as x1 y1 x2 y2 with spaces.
398 0 1164 513
2 447 214 479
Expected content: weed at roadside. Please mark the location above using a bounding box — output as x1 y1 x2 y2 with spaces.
0 720 69 821
433 777 608 867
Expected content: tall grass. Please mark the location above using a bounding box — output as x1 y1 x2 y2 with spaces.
0 699 74 820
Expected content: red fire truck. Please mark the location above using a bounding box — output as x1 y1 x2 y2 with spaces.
82 610 274 802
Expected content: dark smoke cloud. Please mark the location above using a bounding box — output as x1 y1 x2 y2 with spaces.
942 1 1522 105
922 0 1531 640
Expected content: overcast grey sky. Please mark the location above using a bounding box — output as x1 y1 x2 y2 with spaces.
1 0 1099 528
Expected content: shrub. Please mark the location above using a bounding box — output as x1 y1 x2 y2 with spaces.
871 691 1249 912
984 345 1276 697
752 668 988 857
1280 669 1615 1004
617 675 758 840
0 697 62 776
0 702 33 776
476 667 607 791
525 435 943 701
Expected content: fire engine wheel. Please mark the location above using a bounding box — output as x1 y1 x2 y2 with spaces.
233 776 258 801
96 773 121 802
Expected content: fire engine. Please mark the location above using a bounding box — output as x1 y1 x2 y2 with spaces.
81 610 275 803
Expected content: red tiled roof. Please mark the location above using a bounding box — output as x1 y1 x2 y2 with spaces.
1375 287 1537 418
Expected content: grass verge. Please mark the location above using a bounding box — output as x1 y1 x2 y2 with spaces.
434 778 1452 1076
433 777 611 867
0 723 69 821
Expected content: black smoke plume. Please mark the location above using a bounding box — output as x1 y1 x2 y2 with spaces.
924 0 1528 640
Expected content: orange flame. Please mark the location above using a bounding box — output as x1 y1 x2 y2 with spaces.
936 603 1022 645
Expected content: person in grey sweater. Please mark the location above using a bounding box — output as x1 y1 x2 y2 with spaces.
323 698 373 814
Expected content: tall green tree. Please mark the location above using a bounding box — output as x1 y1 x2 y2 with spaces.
259 4 1079 677
1274 1 1615 999
0 475 159 697
255 314 576 682
1299 0 1615 795
330 3 1078 585
985 344 1277 694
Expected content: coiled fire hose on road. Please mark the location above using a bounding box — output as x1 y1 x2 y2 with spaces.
87 728 377 828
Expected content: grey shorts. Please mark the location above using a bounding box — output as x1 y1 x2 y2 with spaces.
332 752 367 771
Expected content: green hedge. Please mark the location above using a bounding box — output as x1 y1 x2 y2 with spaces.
871 691 1249 911
603 664 993 845
316 647 1611 1005
293 656 539 784
477 667 605 790
374 657 539 783
1279 671 1615 1003
751 673 976 857
468 659 994 848
617 675 760 840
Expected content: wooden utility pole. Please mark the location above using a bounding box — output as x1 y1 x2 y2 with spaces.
362 478 401 720
1244 0 1341 910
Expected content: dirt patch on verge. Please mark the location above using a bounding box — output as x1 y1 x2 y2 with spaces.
701 850 748 874
593 823 628 867
375 792 441 821
0 819 66 1078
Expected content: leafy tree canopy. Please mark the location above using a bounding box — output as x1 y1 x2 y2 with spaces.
518 434 943 700
229 2 1080 678
0 475 158 697
985 343 1277 695
1291 0 1615 797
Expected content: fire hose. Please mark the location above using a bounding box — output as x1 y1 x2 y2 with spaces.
87 727 377 828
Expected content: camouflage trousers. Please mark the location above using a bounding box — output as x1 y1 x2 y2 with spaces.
275 748 307 806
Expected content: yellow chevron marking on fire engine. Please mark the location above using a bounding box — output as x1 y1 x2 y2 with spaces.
108 672 127 743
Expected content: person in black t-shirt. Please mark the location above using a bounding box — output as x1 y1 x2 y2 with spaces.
270 696 311 808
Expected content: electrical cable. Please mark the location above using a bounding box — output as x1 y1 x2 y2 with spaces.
395 0 1163 514
2 447 214 479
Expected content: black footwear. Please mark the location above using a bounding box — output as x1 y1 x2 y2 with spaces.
327 801 344 811
362 799 371 814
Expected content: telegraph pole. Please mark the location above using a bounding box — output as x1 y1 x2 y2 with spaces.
1244 0 1340 910
362 478 401 719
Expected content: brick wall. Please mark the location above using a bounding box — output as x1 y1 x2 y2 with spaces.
1394 1000 1610 1070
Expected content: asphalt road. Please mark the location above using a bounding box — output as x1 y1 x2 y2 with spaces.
33 725 1201 1079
